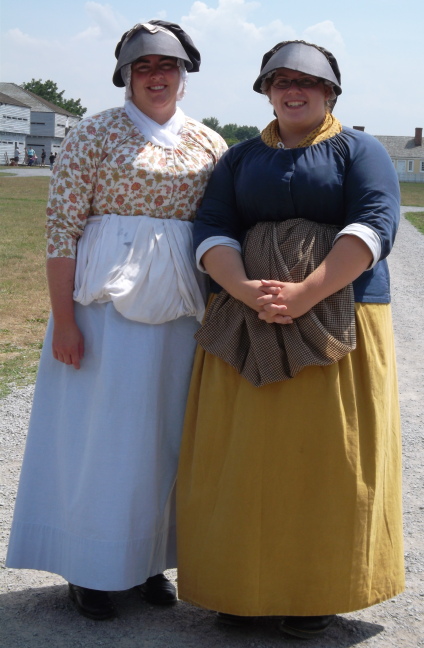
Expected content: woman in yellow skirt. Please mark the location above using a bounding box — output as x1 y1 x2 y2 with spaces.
177 40 404 639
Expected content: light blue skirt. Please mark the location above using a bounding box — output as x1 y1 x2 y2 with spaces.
6 301 199 590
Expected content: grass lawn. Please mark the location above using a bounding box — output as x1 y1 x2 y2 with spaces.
404 211 424 235
0 177 50 397
399 182 424 207
399 183 424 235
0 176 424 399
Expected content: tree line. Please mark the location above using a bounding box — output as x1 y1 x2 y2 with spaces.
202 117 260 146
21 79 87 117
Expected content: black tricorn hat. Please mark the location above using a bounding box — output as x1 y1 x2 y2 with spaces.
253 41 342 95
113 20 201 87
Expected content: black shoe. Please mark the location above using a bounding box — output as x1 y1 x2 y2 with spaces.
68 583 116 621
281 615 336 639
216 612 257 626
137 573 177 605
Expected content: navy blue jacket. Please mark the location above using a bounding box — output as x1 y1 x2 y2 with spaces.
193 127 400 303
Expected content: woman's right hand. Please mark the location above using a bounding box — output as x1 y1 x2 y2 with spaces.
46 257 84 369
233 279 270 312
202 247 293 322
235 280 292 324
52 320 84 370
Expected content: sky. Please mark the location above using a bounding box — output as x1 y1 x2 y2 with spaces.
0 0 422 136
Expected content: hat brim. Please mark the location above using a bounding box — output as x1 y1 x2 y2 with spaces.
253 42 342 95
113 29 193 87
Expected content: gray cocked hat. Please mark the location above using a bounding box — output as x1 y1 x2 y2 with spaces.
253 41 342 95
113 21 201 87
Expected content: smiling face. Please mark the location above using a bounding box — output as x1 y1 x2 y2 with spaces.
130 54 181 124
268 68 332 144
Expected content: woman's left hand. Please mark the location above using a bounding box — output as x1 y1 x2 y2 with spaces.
257 279 314 323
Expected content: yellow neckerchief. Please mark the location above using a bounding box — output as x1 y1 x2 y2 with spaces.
261 112 342 149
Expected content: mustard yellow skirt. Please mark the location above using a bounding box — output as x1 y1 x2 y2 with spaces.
177 303 404 616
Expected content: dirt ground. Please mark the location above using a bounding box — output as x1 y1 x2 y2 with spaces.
1 209 423 648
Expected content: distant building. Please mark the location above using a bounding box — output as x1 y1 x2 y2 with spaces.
0 91 31 164
0 82 81 165
353 126 424 183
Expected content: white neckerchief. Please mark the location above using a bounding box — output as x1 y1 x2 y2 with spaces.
124 99 185 148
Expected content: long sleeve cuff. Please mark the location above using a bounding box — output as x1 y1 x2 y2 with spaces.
196 236 242 272
334 224 381 269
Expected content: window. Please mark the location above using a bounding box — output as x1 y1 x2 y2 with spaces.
420 161 424 173
397 160 406 172
407 160 414 172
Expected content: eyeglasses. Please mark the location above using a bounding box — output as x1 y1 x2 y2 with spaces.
271 77 321 90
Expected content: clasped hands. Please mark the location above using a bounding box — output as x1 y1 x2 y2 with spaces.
255 279 313 324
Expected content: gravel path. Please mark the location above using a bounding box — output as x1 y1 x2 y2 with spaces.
1 208 423 648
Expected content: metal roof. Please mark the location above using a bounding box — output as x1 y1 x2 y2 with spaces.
0 83 80 117
0 91 30 108
374 135 423 159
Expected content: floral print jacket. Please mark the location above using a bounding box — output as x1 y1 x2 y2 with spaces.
46 107 227 258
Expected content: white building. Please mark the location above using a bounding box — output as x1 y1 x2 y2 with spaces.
352 126 424 183
0 91 31 164
375 128 424 183
0 83 81 164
